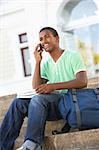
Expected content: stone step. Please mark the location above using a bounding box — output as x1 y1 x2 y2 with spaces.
13 119 65 149
14 128 99 150
0 77 99 150
43 128 99 150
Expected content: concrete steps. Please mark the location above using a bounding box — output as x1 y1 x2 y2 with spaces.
0 77 99 150
13 119 65 149
13 124 99 150
43 128 99 150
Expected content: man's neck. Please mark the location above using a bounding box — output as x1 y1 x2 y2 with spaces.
49 48 64 62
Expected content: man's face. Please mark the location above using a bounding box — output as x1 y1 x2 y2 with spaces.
39 30 59 52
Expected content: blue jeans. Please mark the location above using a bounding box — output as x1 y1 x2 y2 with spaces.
0 93 63 150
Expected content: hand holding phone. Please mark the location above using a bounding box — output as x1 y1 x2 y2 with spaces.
34 44 43 62
37 44 43 52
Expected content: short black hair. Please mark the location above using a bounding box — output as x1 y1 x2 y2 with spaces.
39 27 59 37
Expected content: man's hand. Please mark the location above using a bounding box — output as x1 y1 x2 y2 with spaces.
34 44 43 63
35 84 54 94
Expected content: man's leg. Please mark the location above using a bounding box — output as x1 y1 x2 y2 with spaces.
24 93 62 146
0 98 30 150
17 93 62 150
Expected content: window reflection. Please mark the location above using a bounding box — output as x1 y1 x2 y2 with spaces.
19 33 27 43
59 0 99 77
70 0 97 21
73 23 99 77
21 47 31 76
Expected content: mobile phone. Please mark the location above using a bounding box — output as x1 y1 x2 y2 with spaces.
38 44 43 52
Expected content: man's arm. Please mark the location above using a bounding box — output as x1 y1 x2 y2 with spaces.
35 71 87 94
32 61 48 89
32 44 48 89
51 71 87 90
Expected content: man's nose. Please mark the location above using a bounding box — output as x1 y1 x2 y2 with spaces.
42 37 48 44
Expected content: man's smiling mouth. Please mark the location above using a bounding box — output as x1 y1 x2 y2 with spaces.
44 44 49 49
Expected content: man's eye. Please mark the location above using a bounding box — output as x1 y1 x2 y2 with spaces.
40 38 42 41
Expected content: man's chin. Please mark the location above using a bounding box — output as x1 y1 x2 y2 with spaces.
45 48 50 52
45 47 53 53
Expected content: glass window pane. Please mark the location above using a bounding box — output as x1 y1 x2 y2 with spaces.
19 33 27 43
67 23 99 77
70 0 97 22
21 47 31 76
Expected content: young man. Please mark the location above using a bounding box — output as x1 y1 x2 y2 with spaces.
0 27 87 150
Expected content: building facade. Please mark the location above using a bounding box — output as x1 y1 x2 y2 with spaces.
0 0 99 96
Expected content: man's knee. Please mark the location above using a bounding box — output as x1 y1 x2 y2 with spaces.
10 98 30 114
30 94 48 108
11 98 24 108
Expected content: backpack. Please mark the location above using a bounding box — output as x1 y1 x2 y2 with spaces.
59 88 99 130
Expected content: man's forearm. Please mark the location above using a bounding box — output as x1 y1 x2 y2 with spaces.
32 62 43 89
52 71 87 91
51 78 87 91
34 78 87 94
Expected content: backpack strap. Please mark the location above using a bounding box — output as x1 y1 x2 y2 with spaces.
72 89 82 129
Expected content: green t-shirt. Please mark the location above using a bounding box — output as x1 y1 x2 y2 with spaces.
41 50 86 93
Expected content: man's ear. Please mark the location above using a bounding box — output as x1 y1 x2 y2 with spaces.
56 36 59 42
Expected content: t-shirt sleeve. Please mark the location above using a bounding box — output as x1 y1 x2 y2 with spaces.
71 51 86 75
